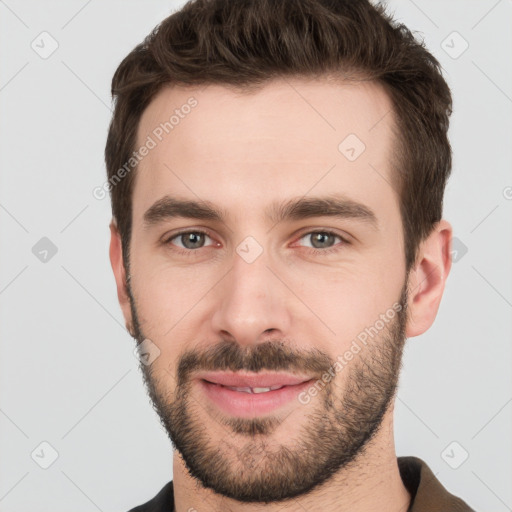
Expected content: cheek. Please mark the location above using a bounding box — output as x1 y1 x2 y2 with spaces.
287 253 403 347
294 271 377 345
131 256 220 338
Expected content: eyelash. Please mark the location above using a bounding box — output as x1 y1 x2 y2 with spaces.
162 229 349 257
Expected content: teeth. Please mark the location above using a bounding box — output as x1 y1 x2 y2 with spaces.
226 386 253 393
224 385 285 393
252 387 274 393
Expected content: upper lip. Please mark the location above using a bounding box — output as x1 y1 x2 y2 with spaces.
197 371 313 388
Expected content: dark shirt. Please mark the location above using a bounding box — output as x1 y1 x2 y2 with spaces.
128 456 476 512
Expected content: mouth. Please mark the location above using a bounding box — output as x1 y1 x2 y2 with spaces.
196 372 316 417
204 381 288 394
196 371 313 388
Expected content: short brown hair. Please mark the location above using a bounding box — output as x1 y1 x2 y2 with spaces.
105 0 452 272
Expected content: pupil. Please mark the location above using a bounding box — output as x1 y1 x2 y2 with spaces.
184 232 203 249
312 232 332 248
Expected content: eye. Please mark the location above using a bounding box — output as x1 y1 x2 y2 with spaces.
164 230 217 252
296 230 348 254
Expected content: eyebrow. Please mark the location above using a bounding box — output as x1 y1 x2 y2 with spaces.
143 195 378 230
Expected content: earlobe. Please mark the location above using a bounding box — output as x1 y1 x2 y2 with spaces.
405 219 453 338
109 220 134 336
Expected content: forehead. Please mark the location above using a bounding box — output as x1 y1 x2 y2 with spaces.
133 77 398 223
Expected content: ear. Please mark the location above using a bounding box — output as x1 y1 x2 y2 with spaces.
405 219 453 338
109 220 134 336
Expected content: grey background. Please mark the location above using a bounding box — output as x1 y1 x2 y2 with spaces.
0 0 510 510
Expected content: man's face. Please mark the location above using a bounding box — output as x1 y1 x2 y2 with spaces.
122 78 410 502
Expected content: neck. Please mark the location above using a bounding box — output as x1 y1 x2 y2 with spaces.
172 406 411 512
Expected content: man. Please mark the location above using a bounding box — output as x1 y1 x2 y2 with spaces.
105 0 476 510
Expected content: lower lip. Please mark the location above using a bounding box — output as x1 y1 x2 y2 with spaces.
199 379 314 418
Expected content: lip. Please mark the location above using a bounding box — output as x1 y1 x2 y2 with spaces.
196 371 313 388
197 373 316 418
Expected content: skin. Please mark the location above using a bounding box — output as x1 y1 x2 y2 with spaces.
109 77 452 512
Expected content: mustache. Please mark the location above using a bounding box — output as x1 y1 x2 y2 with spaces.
174 339 332 388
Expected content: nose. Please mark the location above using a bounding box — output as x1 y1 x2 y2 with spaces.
210 243 292 347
